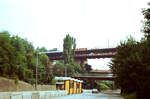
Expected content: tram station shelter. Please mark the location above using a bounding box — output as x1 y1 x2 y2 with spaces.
55 77 83 94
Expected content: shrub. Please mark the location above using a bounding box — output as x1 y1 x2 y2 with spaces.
124 92 136 99
14 76 19 85
50 78 57 85
99 83 109 90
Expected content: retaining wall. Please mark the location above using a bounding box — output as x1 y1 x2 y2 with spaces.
0 90 68 99
0 77 56 92
37 85 56 91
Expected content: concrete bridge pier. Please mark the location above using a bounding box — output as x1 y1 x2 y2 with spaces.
75 58 88 67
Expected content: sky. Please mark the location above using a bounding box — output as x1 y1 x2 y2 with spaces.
0 0 149 70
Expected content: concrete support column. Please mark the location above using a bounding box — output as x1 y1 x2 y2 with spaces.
75 58 87 67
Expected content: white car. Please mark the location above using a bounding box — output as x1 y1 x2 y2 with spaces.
92 89 99 93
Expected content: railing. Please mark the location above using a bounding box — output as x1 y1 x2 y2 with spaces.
0 90 68 99
74 73 114 77
47 48 117 60
75 52 116 57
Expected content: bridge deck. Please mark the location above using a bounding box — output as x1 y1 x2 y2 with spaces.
46 48 116 60
72 76 115 81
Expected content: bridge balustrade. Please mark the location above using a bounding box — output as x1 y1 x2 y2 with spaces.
74 73 114 77
46 48 117 60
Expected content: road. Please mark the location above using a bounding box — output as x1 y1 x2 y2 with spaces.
50 92 123 99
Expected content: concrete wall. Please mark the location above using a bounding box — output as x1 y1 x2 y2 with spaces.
0 90 68 99
82 89 92 93
37 85 56 91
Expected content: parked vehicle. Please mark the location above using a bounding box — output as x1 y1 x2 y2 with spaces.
92 89 99 93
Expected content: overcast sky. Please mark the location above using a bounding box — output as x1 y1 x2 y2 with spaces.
0 0 149 70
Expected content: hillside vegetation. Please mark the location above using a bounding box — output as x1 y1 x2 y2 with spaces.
0 31 53 85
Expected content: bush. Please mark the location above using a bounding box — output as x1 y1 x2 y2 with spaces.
50 78 57 85
14 76 19 85
124 92 136 99
101 81 114 89
27 78 35 84
99 83 109 90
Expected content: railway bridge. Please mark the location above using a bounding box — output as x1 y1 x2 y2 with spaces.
46 48 116 60
46 48 117 80
72 70 115 81
46 48 116 66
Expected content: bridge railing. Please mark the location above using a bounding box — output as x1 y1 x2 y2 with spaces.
74 73 114 77
75 52 116 56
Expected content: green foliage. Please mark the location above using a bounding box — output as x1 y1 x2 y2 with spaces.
36 47 54 84
95 81 112 91
52 60 86 77
73 63 86 74
62 34 86 76
50 78 57 85
0 31 53 85
109 35 150 98
63 34 76 65
85 64 92 73
0 31 19 77
99 83 109 90
124 92 136 99
14 76 19 85
53 61 65 76
83 80 112 91
27 78 35 84
142 4 150 35
63 34 76 76
83 80 97 89
100 81 114 89
109 36 141 94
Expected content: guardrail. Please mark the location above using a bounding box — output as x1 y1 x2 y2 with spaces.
0 90 68 99
82 89 92 93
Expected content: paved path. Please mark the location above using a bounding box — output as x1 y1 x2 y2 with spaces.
50 92 123 99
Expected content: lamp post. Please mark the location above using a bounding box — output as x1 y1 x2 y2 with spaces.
35 51 51 90
65 64 67 77
35 53 39 90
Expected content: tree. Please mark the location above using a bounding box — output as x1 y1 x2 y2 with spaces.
83 80 97 89
0 31 54 85
109 37 140 94
53 61 65 76
63 34 76 76
142 3 150 36
85 63 92 73
135 4 150 99
11 35 35 82
35 47 54 84
109 35 150 99
63 34 76 65
0 31 18 77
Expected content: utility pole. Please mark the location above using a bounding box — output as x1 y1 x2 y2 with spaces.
65 64 68 77
65 66 67 77
35 53 38 90
35 51 52 90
